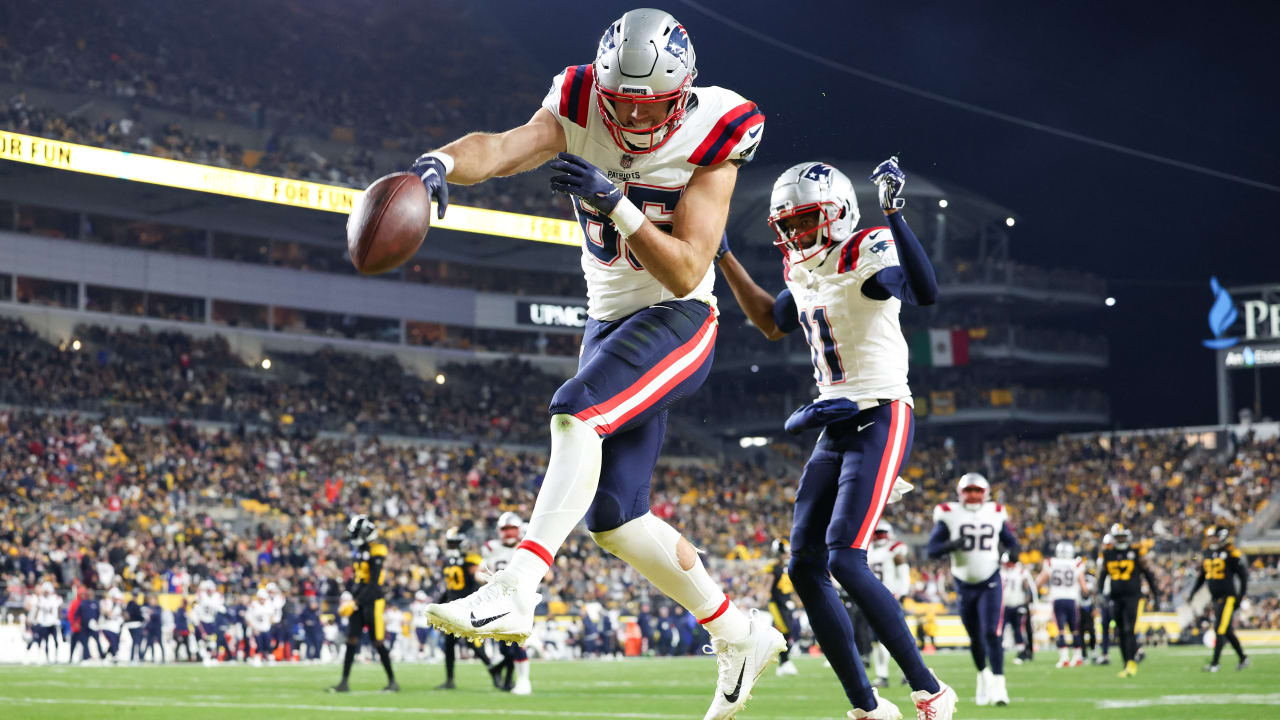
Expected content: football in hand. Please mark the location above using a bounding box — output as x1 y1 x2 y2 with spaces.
346 172 431 275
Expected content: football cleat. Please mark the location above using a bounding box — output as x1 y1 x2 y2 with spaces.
435 679 456 690
328 681 349 693
776 659 799 677
976 667 993 705
1118 660 1137 677
848 688 902 719
1237 657 1250 671
988 674 1010 706
1203 663 1220 672
701 610 787 720
511 678 532 696
379 681 400 693
1070 656 1085 667
1055 658 1069 669
873 676 889 688
910 672 958 720
425 573 541 645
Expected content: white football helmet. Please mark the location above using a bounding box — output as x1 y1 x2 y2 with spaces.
498 512 523 546
594 9 696 153
1054 541 1076 560
872 520 895 546
40 581 54 594
256 588 270 602
414 590 428 602
199 579 215 593
767 162 859 264
957 472 990 510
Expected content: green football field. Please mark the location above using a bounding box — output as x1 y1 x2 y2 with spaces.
1 646 1276 720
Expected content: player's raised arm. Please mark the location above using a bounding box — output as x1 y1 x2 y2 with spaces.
861 157 939 306
410 108 567 218
716 239 797 341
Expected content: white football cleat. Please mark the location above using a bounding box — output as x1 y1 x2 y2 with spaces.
701 610 787 720
776 659 799 676
911 671 958 720
976 667 993 706
425 573 541 645
989 673 1010 706
511 679 532 695
848 688 902 719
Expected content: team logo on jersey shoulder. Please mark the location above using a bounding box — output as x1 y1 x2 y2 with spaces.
869 240 891 254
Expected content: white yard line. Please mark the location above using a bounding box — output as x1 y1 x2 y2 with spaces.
1097 693 1280 709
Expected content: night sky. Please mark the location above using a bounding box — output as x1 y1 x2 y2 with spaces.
493 0 1280 429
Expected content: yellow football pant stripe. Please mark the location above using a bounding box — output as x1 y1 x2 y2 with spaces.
373 598 385 642
1218 596 1236 635
769 602 787 633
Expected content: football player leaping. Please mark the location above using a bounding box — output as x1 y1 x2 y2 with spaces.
927 474 1020 708
717 158 956 720
414 9 783 718
1037 542 1088 668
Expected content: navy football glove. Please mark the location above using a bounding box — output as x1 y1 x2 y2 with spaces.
548 152 622 215
869 156 906 211
410 153 450 219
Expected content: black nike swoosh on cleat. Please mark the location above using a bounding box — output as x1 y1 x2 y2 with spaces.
723 660 747 703
470 611 511 628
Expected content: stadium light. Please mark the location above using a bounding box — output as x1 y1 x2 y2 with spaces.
435 373 446 385
1005 217 1016 227
1105 297 1116 307
71 339 81 351
938 199 948 208
261 358 272 370
750 364 759 373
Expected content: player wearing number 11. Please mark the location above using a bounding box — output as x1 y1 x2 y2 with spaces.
718 158 957 720
412 10 784 720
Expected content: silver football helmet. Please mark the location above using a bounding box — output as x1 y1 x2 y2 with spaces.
957 472 990 510
767 162 859 265
872 520 895 546
1054 541 1076 560
594 9 697 153
498 512 523 546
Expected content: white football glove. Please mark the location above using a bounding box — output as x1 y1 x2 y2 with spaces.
887 476 914 504
473 559 494 585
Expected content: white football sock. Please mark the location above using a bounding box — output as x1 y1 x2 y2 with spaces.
873 642 890 679
592 512 750 642
516 659 530 684
506 414 603 590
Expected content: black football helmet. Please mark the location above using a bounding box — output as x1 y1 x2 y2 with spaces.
346 514 377 543
771 538 790 556
444 526 464 550
1204 525 1230 550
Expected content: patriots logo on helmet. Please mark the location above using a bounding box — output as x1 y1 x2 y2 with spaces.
802 163 833 184
664 25 692 68
598 24 618 57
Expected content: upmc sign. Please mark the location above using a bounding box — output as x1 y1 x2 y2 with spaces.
1202 277 1280 349
516 301 588 329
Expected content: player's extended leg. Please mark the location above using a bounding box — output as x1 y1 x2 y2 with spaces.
956 588 989 703
438 634 457 688
369 601 397 692
824 402 954 719
1053 600 1071 667
1099 601 1112 663
510 644 532 695
977 577 1009 705
428 301 718 644
787 446 887 715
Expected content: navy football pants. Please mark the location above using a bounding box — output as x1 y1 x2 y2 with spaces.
958 571 1005 674
548 299 716 533
786 401 936 710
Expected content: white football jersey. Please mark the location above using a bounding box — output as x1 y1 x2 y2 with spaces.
383 606 403 635
410 600 432 630
933 501 1009 584
35 595 62 627
868 539 910 597
1046 557 1085 602
481 539 518 575
783 228 911 403
1001 565 1034 606
246 601 273 634
542 64 763 321
195 591 224 624
100 599 124 633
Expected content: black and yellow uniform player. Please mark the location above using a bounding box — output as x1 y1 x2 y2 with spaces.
1191 526 1250 672
1098 523 1158 678
766 539 799 675
436 527 503 691
330 515 398 693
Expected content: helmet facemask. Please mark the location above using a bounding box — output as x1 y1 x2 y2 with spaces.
596 81 692 153
769 202 842 264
